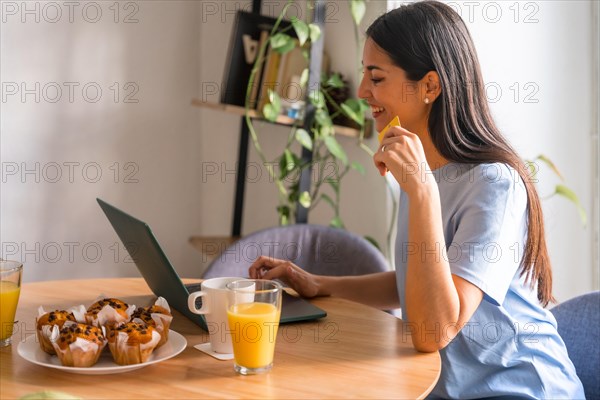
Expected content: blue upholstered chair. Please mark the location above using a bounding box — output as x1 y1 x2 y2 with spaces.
551 291 600 399
202 224 389 279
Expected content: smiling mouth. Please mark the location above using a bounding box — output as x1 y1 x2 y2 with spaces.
370 105 385 117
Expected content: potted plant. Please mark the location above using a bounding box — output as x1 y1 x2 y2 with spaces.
243 0 373 230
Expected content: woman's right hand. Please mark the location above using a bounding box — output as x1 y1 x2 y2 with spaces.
373 125 438 197
248 256 321 298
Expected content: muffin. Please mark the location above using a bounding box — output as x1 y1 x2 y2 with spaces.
50 322 107 367
36 306 86 355
85 298 135 330
131 297 172 347
107 321 161 365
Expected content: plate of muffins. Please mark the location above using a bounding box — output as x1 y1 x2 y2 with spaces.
18 297 187 374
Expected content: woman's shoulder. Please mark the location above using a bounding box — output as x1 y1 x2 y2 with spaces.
437 162 523 186
436 162 527 203
472 163 522 186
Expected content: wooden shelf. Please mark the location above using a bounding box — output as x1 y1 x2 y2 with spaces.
191 99 372 138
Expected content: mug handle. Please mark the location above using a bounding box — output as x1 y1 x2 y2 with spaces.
188 291 209 314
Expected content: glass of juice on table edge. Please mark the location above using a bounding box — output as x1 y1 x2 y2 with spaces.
1 260 23 347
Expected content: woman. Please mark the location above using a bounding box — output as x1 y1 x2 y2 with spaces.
249 1 584 398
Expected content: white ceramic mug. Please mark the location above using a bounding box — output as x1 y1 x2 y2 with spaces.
187 277 248 354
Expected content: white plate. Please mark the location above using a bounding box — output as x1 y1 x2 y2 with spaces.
17 330 187 375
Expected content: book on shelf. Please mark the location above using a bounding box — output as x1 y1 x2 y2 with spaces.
275 41 308 104
256 42 283 112
221 10 357 131
247 30 269 109
221 11 293 108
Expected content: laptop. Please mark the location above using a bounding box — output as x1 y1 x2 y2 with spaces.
97 198 327 331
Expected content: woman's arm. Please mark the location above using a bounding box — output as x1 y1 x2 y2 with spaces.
404 184 483 352
376 127 483 352
249 256 400 310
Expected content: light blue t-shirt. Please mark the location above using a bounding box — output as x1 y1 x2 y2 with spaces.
394 163 584 399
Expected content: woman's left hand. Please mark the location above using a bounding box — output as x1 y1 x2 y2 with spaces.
373 126 436 195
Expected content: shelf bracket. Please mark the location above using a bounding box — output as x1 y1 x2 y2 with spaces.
231 0 262 237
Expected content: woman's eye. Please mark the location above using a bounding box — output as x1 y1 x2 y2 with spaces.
371 78 383 84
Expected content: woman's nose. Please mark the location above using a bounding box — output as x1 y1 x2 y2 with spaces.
357 74 370 100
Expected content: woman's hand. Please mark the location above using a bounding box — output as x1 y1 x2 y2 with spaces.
248 256 321 298
373 126 436 195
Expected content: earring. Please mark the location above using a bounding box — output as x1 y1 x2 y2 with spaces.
424 98 430 104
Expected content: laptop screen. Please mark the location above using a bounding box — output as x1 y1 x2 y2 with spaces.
97 198 208 330
97 198 326 330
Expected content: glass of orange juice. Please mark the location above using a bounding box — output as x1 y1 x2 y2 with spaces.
1 260 23 347
226 280 282 375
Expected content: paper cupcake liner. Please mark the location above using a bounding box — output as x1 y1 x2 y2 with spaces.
108 330 161 365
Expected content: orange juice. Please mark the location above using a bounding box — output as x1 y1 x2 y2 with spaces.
227 302 280 369
0 281 21 341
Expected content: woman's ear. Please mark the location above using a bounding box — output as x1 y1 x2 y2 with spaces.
421 71 442 102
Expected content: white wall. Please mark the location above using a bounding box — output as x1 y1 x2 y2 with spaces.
1 0 597 303
456 0 597 301
1 1 205 281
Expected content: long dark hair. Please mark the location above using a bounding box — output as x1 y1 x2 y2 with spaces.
367 0 554 306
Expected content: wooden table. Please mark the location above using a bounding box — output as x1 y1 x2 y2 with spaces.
0 278 440 399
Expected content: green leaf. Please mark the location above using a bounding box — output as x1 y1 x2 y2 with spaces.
350 0 366 26
340 103 363 125
329 216 345 229
536 154 564 181
263 89 282 122
299 191 311 208
311 127 320 142
325 73 344 89
315 108 332 127
288 180 300 200
351 161 365 175
324 136 348 165
308 23 321 42
277 205 290 226
309 89 326 109
299 68 309 87
270 33 290 49
290 17 309 46
278 155 288 179
364 236 381 251
344 98 370 114
268 89 281 112
524 160 537 180
284 149 295 171
275 179 288 197
302 48 310 60
320 193 335 208
295 128 313 150
288 182 299 202
554 184 587 226
341 98 367 126
263 103 278 122
319 123 334 138
270 33 295 54
326 178 340 194
265 162 276 177
279 150 297 179
356 98 371 113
